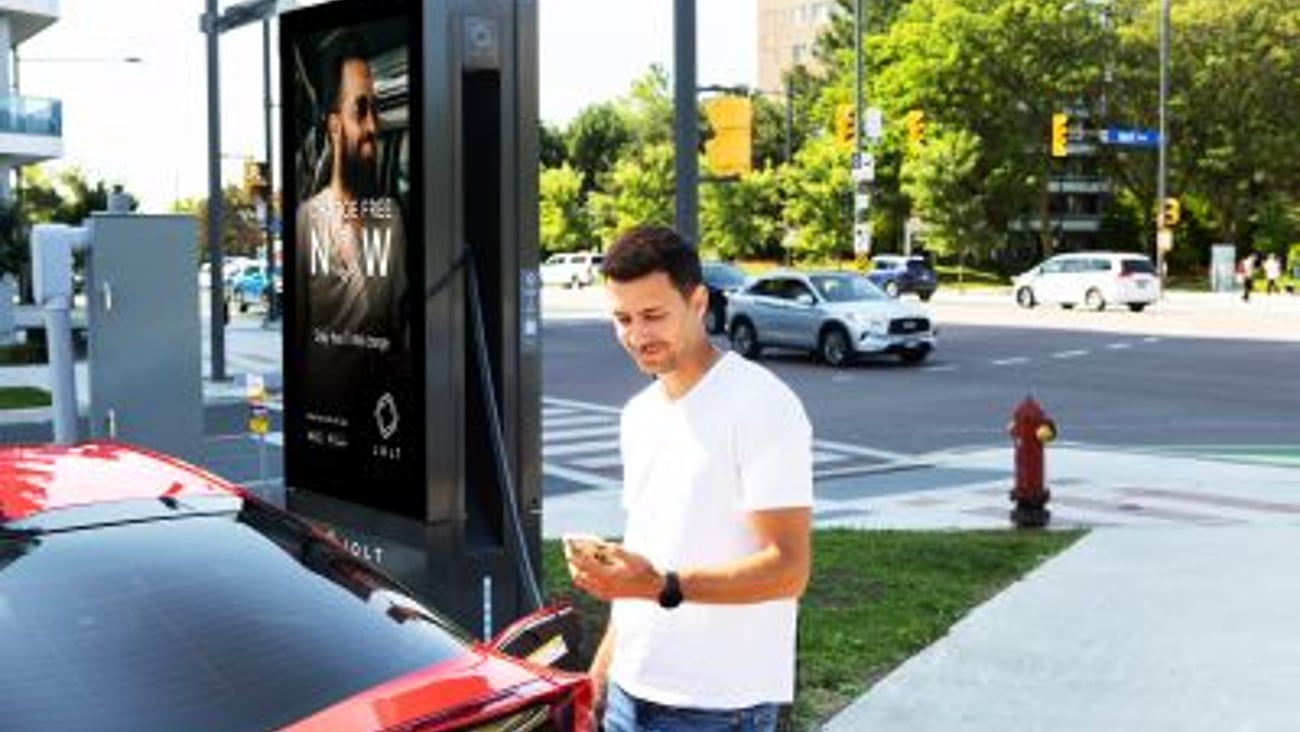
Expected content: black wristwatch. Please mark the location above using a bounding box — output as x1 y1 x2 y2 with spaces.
657 571 683 609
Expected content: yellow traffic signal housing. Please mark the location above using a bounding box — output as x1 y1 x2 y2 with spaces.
835 104 856 145
1051 113 1069 157
906 109 925 147
1162 197 1181 227
704 96 753 176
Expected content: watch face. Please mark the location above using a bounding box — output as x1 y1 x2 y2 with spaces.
658 571 683 609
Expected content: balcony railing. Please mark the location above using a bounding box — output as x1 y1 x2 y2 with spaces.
0 94 62 136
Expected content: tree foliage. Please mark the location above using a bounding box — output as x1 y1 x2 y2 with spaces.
539 164 593 255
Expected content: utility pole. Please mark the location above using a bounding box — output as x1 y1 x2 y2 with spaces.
854 0 864 160
673 0 698 246
204 0 226 381
1155 0 1170 280
263 17 279 322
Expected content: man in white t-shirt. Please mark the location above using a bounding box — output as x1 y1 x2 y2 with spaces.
564 225 813 731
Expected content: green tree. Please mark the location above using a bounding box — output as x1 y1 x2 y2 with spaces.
1109 0 1300 254
701 167 784 260
171 185 265 263
588 143 676 244
539 121 569 169
539 164 593 255
779 137 853 262
566 102 633 193
899 127 997 259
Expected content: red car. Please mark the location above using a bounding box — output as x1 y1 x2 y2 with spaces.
0 442 591 732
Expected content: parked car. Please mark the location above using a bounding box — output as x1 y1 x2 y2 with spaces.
727 270 937 367
540 251 604 288
0 442 592 732
1013 251 1159 312
701 261 749 334
228 264 281 312
866 254 938 300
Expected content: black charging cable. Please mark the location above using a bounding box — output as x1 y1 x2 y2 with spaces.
428 245 545 611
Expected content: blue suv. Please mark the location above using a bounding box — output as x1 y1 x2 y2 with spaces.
866 255 937 301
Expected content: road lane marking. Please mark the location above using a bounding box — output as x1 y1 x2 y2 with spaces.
1142 336 1161 343
922 364 958 372
991 357 1030 366
1052 350 1089 359
1105 342 1131 350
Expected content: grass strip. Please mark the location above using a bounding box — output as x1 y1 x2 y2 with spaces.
543 528 1082 730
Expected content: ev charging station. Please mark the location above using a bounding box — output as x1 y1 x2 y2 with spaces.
279 0 543 638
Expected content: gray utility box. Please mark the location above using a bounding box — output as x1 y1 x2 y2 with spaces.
86 214 203 462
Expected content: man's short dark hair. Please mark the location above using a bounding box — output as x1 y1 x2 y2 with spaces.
601 225 702 296
319 31 370 120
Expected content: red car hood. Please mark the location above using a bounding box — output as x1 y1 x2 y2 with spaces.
277 648 591 732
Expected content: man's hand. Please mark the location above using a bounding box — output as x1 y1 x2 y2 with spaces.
564 538 661 602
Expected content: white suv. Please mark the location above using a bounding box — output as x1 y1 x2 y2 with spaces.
1014 252 1160 312
540 251 604 288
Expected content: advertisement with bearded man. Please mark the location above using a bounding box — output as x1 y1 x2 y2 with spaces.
281 2 424 518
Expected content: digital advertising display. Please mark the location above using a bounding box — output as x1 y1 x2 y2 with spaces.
281 0 424 518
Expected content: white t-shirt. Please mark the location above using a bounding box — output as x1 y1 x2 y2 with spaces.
609 352 813 709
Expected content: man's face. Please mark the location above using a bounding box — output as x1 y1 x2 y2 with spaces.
332 58 379 198
606 271 708 376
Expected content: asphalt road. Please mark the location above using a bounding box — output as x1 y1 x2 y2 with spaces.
542 317 1300 457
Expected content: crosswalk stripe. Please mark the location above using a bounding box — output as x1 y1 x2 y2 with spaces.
543 439 621 458
542 462 621 490
812 438 908 462
570 454 626 470
545 415 618 428
543 425 622 443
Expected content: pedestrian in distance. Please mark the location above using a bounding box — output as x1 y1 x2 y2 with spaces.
1238 253 1257 302
1264 253 1282 295
565 224 813 732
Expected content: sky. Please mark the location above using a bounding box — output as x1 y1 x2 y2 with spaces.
18 0 756 212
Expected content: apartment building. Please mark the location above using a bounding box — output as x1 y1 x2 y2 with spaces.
0 0 61 202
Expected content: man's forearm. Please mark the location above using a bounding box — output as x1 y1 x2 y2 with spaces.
677 540 810 605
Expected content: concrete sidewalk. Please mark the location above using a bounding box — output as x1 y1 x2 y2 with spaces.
822 525 1300 731
810 447 1300 731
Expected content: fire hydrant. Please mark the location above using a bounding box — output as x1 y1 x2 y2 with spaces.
1008 396 1057 528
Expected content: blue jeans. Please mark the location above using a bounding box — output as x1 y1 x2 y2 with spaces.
603 682 780 732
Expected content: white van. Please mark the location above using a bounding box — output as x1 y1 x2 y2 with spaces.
1014 252 1160 312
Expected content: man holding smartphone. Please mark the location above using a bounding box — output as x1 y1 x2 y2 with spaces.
565 225 813 732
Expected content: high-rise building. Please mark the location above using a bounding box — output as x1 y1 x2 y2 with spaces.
0 1 62 203
757 0 835 92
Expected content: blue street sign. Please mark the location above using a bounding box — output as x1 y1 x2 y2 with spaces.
1104 127 1161 147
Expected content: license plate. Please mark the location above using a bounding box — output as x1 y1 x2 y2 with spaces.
904 339 919 349
1136 280 1148 289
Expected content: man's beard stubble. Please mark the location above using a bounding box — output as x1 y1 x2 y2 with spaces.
341 133 379 201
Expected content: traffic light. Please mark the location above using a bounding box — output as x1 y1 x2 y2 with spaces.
1162 197 1181 228
1051 113 1068 158
244 160 270 199
906 109 925 147
835 104 856 144
703 96 753 176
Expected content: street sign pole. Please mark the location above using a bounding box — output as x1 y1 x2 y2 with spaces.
1155 0 1170 286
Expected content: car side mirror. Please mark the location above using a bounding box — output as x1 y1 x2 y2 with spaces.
488 602 586 672
795 293 815 307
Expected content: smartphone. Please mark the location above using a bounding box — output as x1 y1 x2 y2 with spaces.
562 533 614 565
